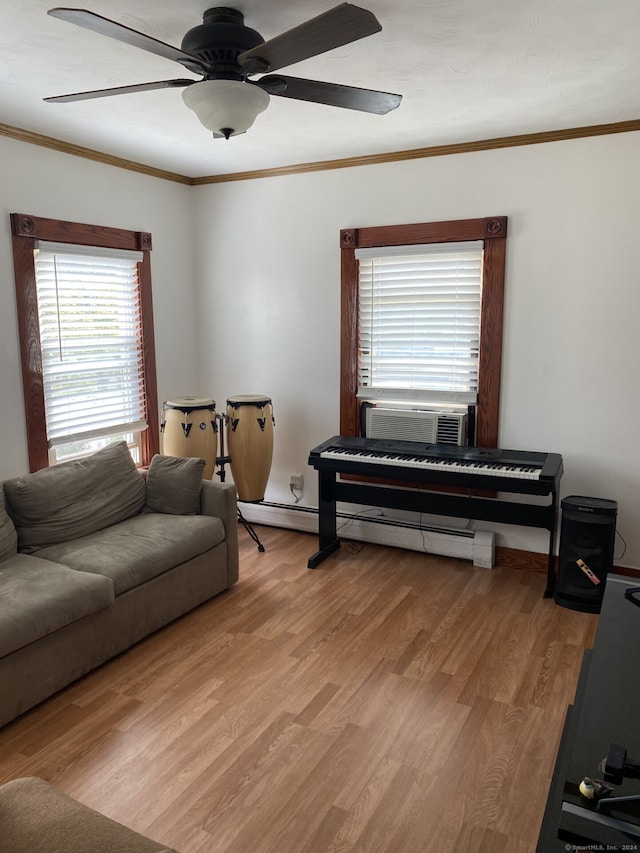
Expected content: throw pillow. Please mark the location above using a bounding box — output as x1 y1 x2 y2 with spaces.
145 454 205 515
3 441 146 552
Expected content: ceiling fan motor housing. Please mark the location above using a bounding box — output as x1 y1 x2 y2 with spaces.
181 7 265 79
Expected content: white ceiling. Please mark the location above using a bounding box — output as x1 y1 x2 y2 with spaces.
3 0 640 179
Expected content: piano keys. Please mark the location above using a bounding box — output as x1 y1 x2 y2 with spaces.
322 446 543 479
307 435 563 595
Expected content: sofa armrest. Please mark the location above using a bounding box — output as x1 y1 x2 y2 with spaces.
0 776 178 853
200 481 238 586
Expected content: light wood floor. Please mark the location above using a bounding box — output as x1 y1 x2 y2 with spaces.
0 527 598 852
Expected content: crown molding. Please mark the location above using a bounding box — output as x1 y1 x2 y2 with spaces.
195 118 640 184
0 123 191 185
3 117 640 186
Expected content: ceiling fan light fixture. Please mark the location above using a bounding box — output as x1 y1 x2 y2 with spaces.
182 79 269 138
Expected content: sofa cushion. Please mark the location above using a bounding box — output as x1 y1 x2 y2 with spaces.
0 554 114 658
0 488 17 561
3 442 146 553
145 454 205 515
34 513 225 595
0 776 178 853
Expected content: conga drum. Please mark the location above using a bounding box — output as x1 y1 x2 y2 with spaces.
226 395 274 502
161 397 217 479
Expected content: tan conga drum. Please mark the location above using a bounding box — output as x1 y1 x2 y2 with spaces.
161 397 217 479
226 395 274 502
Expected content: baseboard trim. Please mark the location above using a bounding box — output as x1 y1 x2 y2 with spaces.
494 546 551 573
489 546 640 577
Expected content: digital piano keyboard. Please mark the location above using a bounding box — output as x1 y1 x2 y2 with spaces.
311 436 562 492
307 435 563 594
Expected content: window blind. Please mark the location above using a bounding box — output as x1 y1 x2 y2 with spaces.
356 241 483 403
34 243 148 447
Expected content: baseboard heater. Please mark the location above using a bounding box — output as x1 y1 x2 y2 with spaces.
238 501 495 568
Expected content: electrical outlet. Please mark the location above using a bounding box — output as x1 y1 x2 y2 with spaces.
290 473 304 490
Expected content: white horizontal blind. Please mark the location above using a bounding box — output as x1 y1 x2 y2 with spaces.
357 241 483 402
34 243 147 447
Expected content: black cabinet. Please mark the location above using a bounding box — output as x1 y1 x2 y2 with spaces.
537 574 640 850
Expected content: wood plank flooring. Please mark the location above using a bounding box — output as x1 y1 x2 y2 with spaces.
0 527 598 852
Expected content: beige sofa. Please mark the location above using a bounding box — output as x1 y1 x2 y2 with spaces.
0 776 179 852
0 441 238 728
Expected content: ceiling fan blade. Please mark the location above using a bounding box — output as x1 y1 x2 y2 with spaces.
47 8 206 75
238 3 381 73
258 75 401 114
44 79 194 103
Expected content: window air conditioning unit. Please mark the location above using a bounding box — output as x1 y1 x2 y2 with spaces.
365 406 468 446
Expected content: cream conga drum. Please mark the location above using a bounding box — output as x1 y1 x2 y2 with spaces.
161 397 217 479
226 395 274 502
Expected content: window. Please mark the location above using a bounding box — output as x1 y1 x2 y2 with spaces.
340 217 507 447
357 241 483 402
11 213 159 471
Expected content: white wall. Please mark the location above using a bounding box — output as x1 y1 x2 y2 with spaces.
192 132 640 568
3 131 638 568
0 135 197 477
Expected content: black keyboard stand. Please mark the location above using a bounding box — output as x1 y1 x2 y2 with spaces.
307 438 563 587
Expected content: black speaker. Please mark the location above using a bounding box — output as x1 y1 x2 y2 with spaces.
555 496 618 613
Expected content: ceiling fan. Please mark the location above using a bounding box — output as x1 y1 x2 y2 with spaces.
45 4 402 139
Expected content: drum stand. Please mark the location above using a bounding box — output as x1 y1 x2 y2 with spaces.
214 413 266 553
